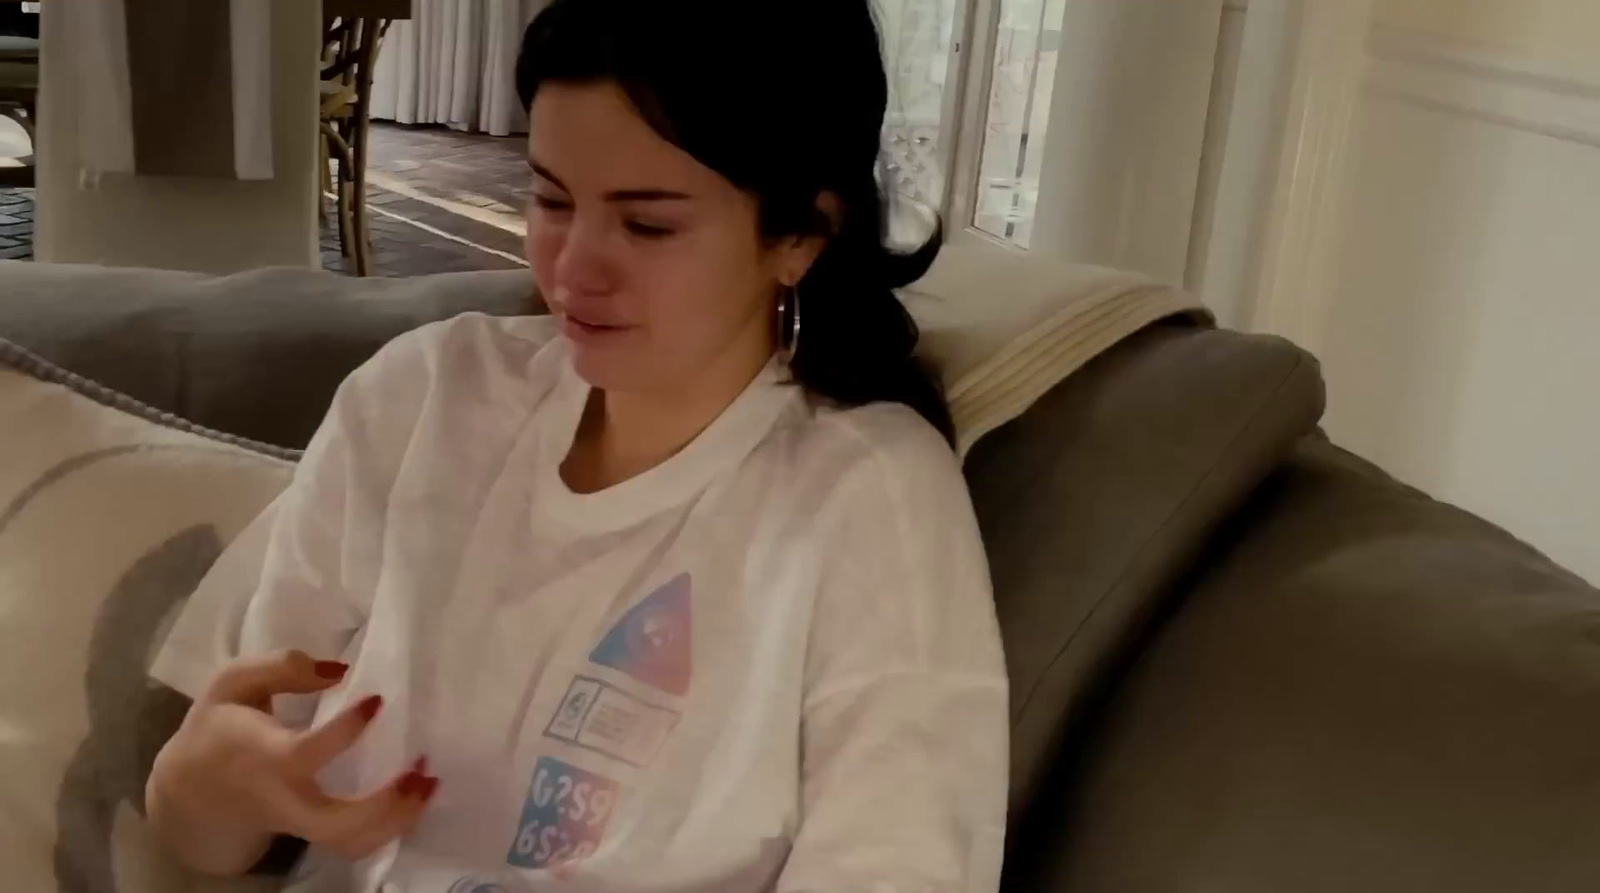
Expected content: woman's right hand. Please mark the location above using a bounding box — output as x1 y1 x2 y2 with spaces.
146 650 439 876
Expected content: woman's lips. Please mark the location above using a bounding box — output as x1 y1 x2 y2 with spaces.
561 311 632 341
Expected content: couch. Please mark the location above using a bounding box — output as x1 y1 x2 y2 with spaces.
2 259 1597 892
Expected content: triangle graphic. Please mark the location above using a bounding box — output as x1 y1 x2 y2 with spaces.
589 573 692 696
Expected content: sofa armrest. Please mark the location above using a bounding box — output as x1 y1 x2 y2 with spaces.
965 322 1326 817
1011 435 1600 893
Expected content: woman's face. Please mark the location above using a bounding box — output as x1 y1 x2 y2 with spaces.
525 81 811 396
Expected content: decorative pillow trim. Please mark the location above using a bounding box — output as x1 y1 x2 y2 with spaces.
0 337 302 463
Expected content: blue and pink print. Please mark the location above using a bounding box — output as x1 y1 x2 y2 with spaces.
506 756 621 870
588 573 692 696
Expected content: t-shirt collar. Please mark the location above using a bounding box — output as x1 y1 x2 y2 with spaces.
532 340 798 534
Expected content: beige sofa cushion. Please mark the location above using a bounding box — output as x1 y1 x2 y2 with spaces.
0 340 289 893
1015 437 1600 892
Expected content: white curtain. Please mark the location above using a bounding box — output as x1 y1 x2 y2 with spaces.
370 0 549 137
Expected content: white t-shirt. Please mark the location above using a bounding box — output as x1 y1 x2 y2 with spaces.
152 313 1009 893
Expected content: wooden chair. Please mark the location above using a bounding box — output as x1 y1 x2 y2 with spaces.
0 34 38 189
321 17 390 276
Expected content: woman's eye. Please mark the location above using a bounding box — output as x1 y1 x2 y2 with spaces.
624 220 676 239
532 195 573 213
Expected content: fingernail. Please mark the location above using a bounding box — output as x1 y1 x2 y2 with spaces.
412 756 429 775
314 661 349 680
356 694 383 721
418 776 440 801
397 771 424 797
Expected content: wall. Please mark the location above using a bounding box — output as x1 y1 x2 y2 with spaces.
1028 0 1224 285
34 1 321 272
1376 0 1600 71
1309 2 1600 582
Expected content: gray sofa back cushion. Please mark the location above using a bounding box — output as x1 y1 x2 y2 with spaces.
1012 436 1600 893
965 323 1325 817
0 261 540 448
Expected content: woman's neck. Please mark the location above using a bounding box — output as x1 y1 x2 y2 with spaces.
561 335 774 494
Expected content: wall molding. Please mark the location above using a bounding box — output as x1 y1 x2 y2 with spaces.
1366 23 1600 150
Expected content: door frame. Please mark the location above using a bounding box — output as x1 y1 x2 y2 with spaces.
1245 0 1376 348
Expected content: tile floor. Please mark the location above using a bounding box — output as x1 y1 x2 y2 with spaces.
0 187 32 261
367 122 530 226
324 123 531 275
0 122 534 276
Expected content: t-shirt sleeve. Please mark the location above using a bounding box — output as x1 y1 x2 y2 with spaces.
150 330 435 708
777 413 1010 893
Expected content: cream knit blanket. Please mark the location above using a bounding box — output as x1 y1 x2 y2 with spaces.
904 243 1212 456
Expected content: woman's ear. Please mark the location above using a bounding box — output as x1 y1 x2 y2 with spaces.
815 190 843 235
778 191 843 287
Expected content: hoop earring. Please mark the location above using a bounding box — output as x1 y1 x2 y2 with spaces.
778 285 802 363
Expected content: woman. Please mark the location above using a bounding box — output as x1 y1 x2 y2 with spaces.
146 2 1008 891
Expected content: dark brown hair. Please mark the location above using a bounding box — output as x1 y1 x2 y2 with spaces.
517 0 953 443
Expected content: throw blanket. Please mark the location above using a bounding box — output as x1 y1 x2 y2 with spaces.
907 243 1213 456
55 0 274 179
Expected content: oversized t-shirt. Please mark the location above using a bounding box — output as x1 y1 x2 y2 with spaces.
152 313 1008 893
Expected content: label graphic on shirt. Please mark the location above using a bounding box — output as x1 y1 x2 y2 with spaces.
545 675 681 767
589 573 692 696
507 756 621 871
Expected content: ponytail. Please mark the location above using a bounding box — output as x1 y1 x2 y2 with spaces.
789 187 953 443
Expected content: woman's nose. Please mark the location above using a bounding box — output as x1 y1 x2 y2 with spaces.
553 217 615 296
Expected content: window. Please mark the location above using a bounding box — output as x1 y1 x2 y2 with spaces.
971 0 1063 248
879 0 963 222
879 0 1066 251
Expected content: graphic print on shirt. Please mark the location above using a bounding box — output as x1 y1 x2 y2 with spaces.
507 575 693 872
544 675 681 767
506 756 622 870
588 572 692 696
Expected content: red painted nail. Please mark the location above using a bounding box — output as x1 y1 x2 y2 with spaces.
314 661 349 680
412 756 429 775
397 771 424 797
418 776 440 801
355 694 383 721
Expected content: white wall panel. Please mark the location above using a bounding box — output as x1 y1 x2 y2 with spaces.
1318 26 1600 582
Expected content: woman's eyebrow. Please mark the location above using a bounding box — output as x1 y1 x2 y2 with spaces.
528 158 565 188
605 188 693 202
528 158 692 202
